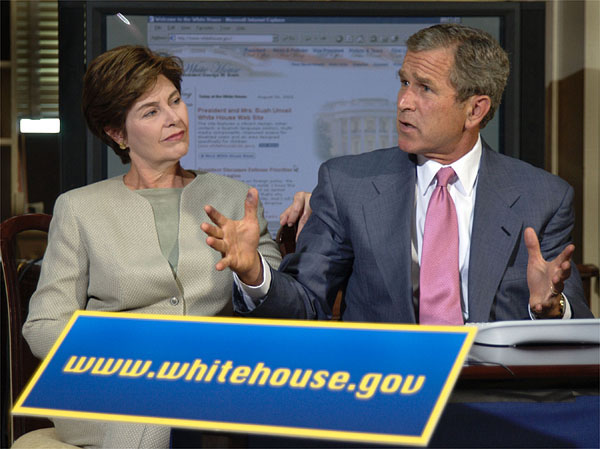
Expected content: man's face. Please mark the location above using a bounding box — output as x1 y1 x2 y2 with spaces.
396 47 473 164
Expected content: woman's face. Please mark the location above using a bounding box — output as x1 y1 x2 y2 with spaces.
119 75 189 171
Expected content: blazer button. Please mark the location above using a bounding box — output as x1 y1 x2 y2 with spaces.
169 297 180 306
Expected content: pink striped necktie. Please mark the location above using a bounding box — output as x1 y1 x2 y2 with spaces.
419 167 463 325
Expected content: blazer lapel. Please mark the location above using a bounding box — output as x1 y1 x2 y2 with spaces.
468 148 523 322
363 152 416 318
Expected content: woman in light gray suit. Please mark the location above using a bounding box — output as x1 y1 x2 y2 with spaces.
22 46 282 448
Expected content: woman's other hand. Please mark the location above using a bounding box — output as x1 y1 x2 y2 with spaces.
279 191 312 239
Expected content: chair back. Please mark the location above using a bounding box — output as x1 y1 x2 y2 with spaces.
274 221 342 319
275 222 297 257
1 213 53 442
577 264 599 308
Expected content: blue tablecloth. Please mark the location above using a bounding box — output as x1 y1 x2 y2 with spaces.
172 394 599 448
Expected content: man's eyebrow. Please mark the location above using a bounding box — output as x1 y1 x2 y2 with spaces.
397 70 434 87
414 74 434 86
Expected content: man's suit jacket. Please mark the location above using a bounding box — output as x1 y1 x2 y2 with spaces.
23 170 281 448
235 142 592 322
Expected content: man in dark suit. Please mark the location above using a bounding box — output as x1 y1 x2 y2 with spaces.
202 23 593 323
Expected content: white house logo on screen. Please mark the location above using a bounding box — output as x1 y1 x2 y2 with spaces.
315 98 397 160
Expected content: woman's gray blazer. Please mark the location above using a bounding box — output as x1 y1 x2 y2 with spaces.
23 170 281 448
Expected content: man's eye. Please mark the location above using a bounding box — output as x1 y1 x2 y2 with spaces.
173 97 181 104
400 80 409 87
422 85 431 92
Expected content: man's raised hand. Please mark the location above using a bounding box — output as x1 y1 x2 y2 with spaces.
202 188 264 285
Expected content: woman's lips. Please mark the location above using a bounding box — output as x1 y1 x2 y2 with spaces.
164 131 185 141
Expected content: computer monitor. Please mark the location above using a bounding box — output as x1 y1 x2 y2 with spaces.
61 2 544 234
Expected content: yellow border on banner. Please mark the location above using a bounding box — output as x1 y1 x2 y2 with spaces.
13 310 477 446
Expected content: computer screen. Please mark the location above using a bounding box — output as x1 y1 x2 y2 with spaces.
103 14 504 232
75 2 537 235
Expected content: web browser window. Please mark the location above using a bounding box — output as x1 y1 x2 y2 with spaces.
107 15 500 234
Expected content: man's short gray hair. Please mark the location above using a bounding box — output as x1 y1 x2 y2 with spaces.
406 23 509 128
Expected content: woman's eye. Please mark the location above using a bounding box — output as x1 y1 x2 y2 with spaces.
144 109 157 118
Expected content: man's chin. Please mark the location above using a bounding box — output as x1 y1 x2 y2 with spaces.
397 140 422 154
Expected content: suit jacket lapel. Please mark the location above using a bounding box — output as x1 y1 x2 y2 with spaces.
363 152 416 319
468 147 523 322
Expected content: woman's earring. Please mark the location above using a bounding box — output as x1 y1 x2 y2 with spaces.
119 142 127 150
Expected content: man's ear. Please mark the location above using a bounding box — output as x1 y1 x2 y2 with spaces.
104 127 124 146
465 95 491 130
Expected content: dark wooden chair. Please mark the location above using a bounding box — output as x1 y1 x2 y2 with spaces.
0 213 70 447
577 263 599 309
275 222 343 320
275 222 298 257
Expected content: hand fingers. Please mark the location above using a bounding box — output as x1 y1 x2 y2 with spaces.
297 211 310 238
204 205 227 227
299 207 311 225
280 191 311 227
532 290 560 313
560 259 572 278
205 235 227 255
555 261 571 282
279 192 303 225
523 227 541 258
279 204 300 227
279 206 293 226
555 243 575 266
215 258 231 272
244 188 259 222
205 237 237 272
547 244 574 292
552 260 572 286
551 279 565 293
200 222 223 239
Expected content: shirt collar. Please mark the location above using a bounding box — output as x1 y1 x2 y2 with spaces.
416 135 482 196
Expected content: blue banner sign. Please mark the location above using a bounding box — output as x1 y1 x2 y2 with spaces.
14 311 475 446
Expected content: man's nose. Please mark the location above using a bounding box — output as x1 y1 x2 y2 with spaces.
397 88 415 111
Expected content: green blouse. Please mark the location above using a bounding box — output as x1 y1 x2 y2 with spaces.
137 188 183 273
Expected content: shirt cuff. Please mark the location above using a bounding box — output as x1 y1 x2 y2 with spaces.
233 254 272 311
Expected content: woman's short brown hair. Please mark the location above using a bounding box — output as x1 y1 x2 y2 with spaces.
82 45 184 164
